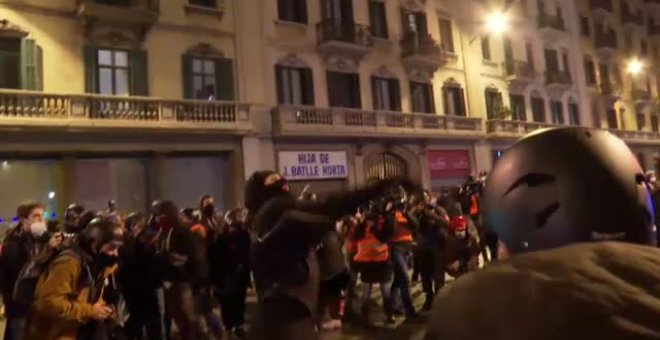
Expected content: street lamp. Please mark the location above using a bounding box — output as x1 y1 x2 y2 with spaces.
627 58 644 75
485 11 509 35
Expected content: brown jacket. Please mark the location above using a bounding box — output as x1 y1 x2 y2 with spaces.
23 254 114 340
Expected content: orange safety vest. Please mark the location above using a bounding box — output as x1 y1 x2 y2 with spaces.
354 224 389 263
391 211 414 243
346 225 358 254
469 195 479 216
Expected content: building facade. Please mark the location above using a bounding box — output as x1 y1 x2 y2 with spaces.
0 0 659 222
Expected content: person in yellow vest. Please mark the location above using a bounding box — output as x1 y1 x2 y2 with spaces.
388 187 420 318
352 205 396 325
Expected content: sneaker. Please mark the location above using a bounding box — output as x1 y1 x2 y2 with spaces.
321 319 342 331
423 299 433 311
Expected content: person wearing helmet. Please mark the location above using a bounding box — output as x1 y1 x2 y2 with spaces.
24 217 123 340
245 170 415 340
425 127 660 340
64 204 85 234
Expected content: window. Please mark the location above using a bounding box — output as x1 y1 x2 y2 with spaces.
611 63 622 85
443 85 466 116
525 42 535 71
85 46 147 96
481 37 491 60
327 72 361 108
0 38 21 89
371 77 401 111
189 0 217 7
278 0 308 24
97 49 130 95
562 51 570 77
545 48 559 72
485 89 503 119
641 40 649 56
581 16 590 37
568 102 580 125
652 115 659 132
182 55 233 100
550 101 564 124
369 1 388 39
531 95 545 122
276 66 314 105
401 10 427 35
0 38 42 90
607 109 618 129
96 0 131 6
438 18 454 53
510 94 526 121
584 59 597 84
637 113 646 131
410 82 434 113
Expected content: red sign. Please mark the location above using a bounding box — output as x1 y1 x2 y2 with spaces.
428 150 471 179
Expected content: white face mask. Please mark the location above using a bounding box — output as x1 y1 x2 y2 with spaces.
454 231 467 239
29 221 47 238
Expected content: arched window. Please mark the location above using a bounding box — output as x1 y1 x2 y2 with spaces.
364 152 407 182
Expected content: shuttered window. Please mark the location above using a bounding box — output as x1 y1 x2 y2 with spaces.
182 55 234 100
568 103 580 125
278 0 308 23
0 37 42 91
443 85 465 116
372 77 401 111
510 94 526 121
550 100 564 124
189 0 217 7
327 72 361 108
411 82 434 113
84 46 148 96
369 1 388 39
531 96 546 123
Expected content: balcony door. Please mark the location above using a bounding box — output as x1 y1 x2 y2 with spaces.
544 49 559 73
0 38 20 89
401 10 428 35
327 71 361 108
322 0 353 22
504 37 513 63
599 63 610 87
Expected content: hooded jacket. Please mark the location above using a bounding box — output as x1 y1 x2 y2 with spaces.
425 242 660 340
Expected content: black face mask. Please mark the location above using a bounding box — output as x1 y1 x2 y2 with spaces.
266 178 288 196
96 253 118 268
203 204 215 217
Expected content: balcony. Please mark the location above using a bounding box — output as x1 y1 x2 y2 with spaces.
487 119 558 138
594 30 618 59
589 0 613 18
632 89 652 103
0 90 253 134
600 82 622 98
502 60 535 88
316 19 373 61
400 32 448 75
609 129 660 145
272 105 483 140
537 13 566 42
621 10 644 28
76 0 160 40
545 71 572 90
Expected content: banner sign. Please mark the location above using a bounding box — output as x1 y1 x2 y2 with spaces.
428 150 471 179
279 151 348 181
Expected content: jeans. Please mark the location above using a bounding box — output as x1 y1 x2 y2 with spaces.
390 246 415 315
3 317 25 340
361 282 393 317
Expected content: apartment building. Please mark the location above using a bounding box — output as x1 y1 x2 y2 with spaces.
577 0 660 171
0 0 259 219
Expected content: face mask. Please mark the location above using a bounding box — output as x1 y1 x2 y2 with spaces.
455 231 467 239
96 252 119 268
29 221 47 238
270 177 289 192
203 204 215 217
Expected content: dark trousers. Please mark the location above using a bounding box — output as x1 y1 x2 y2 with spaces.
417 249 445 299
125 287 166 340
164 282 206 340
390 246 415 315
218 271 250 330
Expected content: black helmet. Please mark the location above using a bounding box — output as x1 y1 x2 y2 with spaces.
79 217 124 254
484 127 655 254
150 200 180 227
124 212 145 233
64 203 85 222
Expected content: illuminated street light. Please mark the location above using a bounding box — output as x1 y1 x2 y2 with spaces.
627 58 644 75
486 11 509 35
48 191 56 200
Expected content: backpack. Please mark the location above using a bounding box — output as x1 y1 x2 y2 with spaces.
12 247 83 305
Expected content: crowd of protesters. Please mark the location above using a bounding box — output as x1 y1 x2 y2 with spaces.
0 168 501 340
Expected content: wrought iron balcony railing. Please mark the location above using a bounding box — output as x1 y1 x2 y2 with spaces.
400 32 442 58
545 70 572 85
503 60 534 78
316 19 373 47
538 13 566 31
594 30 618 49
